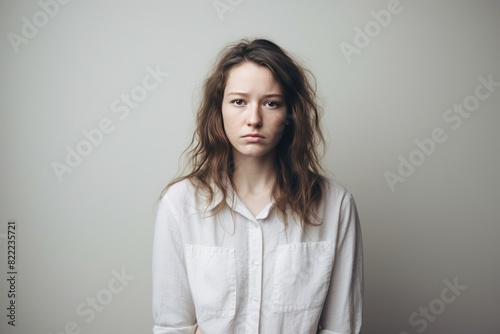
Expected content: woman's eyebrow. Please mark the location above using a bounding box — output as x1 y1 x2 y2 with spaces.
226 92 283 98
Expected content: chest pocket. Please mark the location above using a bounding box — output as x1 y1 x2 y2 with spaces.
272 241 335 313
184 244 236 317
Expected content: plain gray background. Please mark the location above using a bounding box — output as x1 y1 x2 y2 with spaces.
1 0 499 333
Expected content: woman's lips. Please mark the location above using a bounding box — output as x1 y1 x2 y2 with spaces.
242 134 264 142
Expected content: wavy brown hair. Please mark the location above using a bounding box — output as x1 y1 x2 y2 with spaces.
162 38 327 227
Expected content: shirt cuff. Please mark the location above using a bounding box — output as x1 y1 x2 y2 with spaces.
153 324 198 334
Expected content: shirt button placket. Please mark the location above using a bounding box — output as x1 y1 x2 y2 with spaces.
246 220 263 334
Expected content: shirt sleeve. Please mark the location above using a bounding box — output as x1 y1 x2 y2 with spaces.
152 194 198 334
318 194 364 334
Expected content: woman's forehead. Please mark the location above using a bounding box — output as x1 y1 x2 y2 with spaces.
225 62 282 95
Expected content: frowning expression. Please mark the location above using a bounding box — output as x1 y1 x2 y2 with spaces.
222 62 287 160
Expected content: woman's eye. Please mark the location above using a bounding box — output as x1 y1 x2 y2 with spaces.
265 101 280 108
231 99 245 106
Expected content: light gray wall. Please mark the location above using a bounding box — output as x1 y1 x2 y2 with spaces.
1 0 499 333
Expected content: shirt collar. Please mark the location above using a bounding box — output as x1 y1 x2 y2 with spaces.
204 177 275 222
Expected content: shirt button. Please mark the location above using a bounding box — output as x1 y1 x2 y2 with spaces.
253 223 259 229
253 298 259 303
253 260 260 266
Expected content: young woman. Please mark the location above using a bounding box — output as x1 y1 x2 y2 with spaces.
152 38 363 334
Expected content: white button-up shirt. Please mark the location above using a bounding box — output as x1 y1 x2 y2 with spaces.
152 178 363 334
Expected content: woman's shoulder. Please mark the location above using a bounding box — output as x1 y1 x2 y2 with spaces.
159 177 222 216
160 178 197 204
322 176 356 207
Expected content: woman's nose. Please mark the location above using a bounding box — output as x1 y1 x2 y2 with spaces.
246 103 262 127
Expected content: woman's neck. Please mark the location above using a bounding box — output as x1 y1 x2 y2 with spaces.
230 151 278 195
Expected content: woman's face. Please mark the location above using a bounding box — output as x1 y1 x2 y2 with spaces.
221 61 287 161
